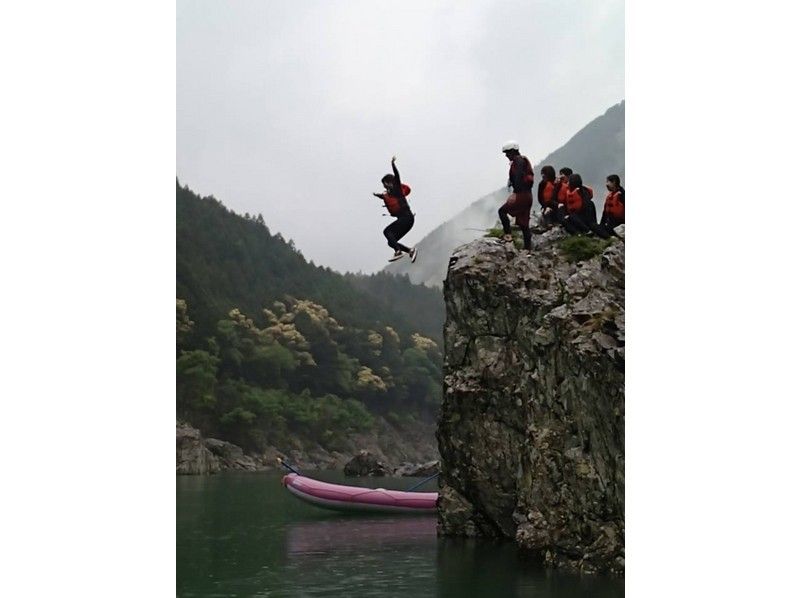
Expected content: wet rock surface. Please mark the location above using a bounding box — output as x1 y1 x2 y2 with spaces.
437 231 624 575
204 438 260 471
394 460 440 477
176 421 221 475
343 450 393 477
176 418 439 475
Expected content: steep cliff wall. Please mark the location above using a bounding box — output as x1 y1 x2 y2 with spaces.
437 229 625 575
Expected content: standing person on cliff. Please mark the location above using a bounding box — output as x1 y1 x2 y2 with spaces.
498 140 534 250
373 156 418 263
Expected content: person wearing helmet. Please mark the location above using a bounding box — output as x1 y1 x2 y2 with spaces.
373 156 418 263
498 140 534 250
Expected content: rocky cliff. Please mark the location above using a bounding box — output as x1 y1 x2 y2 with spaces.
436 228 625 575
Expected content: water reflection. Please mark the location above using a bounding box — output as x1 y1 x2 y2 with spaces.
177 472 624 598
287 516 437 557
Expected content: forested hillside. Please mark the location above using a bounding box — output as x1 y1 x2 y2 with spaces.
177 182 444 453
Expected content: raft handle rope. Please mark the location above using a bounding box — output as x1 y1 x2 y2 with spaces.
276 457 302 475
279 456 437 492
405 472 439 492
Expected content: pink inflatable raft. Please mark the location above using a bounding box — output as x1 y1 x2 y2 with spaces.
282 473 438 515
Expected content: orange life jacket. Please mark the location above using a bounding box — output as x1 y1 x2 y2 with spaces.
604 190 624 220
538 180 556 208
383 184 411 217
565 186 593 215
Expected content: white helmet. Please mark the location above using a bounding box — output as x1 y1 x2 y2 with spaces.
501 140 519 152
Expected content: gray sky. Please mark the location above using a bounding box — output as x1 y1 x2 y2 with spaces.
177 0 624 273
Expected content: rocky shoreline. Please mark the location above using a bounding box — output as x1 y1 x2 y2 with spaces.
176 421 439 476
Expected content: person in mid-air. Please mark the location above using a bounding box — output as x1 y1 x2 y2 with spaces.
498 140 534 250
373 156 418 263
600 174 625 235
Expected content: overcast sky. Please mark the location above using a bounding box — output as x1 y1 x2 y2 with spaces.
177 0 624 273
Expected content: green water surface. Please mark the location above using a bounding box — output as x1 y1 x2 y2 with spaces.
176 471 623 597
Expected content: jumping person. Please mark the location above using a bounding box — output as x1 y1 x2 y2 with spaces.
600 174 625 235
373 156 418 263
498 140 534 250
562 173 610 238
537 165 558 226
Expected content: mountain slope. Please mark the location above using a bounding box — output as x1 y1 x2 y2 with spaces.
177 181 444 344
176 182 446 457
387 101 625 287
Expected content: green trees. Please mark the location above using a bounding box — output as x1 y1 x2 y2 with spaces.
176 297 443 452
176 181 444 345
176 182 445 452
176 349 219 423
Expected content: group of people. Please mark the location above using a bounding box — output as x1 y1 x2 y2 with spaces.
372 142 625 262
499 140 625 251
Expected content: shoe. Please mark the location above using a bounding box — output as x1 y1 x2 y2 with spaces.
388 251 404 262
409 247 418 263
502 234 513 242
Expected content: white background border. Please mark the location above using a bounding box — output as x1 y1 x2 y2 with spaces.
1 1 799 596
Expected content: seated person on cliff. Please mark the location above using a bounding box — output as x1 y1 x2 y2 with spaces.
599 174 625 236
559 173 609 238
537 165 559 228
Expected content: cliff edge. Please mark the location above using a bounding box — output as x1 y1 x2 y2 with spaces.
437 228 625 575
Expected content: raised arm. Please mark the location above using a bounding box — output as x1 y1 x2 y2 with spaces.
391 156 401 186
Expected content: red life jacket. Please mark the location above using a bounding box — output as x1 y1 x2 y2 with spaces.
604 190 624 220
556 181 569 204
383 184 411 217
509 156 534 192
565 186 593 215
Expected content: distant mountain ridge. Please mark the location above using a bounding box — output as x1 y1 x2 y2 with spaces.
386 101 625 287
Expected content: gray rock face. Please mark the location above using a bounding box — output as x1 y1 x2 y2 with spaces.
437 232 624 575
343 450 392 477
176 421 221 475
204 438 260 471
394 460 440 477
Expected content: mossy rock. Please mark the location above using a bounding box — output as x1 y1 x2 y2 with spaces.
484 227 523 250
558 236 613 262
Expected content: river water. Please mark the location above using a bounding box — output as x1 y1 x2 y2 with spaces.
177 471 624 597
